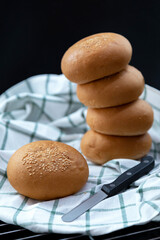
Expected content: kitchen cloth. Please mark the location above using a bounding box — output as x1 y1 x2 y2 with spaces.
0 74 160 236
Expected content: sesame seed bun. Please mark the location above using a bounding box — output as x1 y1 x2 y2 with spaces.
61 32 132 84
7 141 89 200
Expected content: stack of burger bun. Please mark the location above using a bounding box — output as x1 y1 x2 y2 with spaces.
61 32 154 165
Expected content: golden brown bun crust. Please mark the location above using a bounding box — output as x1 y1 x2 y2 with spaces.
86 100 153 136
61 33 132 84
77 65 145 108
80 130 152 164
7 141 89 200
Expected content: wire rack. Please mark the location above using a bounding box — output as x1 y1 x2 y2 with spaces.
1 220 160 240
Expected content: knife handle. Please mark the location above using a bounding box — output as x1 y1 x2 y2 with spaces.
102 156 154 197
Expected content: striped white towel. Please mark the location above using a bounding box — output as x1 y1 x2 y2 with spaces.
0 74 160 236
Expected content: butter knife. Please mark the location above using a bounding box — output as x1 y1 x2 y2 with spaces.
62 156 154 222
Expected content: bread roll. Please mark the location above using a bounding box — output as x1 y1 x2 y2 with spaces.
80 130 152 164
77 65 144 108
7 141 89 200
61 33 132 84
86 99 153 136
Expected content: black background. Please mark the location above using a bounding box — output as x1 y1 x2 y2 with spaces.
1 0 160 94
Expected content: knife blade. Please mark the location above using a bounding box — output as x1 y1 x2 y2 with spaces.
62 156 154 222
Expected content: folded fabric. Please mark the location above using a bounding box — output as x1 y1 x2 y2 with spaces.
0 74 160 236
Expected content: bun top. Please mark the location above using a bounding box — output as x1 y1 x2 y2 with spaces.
61 32 132 84
7 140 89 200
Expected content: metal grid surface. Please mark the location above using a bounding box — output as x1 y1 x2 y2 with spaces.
1 220 160 240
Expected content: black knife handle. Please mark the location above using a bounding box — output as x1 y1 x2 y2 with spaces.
102 156 154 197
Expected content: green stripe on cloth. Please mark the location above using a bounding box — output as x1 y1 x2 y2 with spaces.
64 81 73 116
67 115 77 127
67 115 86 128
0 203 63 214
0 170 7 178
85 167 106 234
154 142 160 152
149 102 160 112
137 185 160 203
3 111 15 120
118 194 128 227
156 173 160 178
142 85 147 100
16 91 81 105
91 203 136 212
141 85 160 111
29 122 38 142
81 110 85 119
16 94 53 122
0 192 18 195
25 79 33 93
2 90 9 99
137 181 146 202
48 199 59 233
145 201 160 212
151 141 158 159
31 101 53 122
0 120 34 140
16 94 53 121
37 206 62 215
0 155 8 164
97 167 105 185
56 129 63 142
157 144 160 152
1 120 9 150
36 95 47 121
13 197 28 225
45 74 50 95
139 201 160 220
139 186 160 192
88 235 94 240
20 218 141 229
0 174 7 189
153 119 160 128
85 187 95 234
